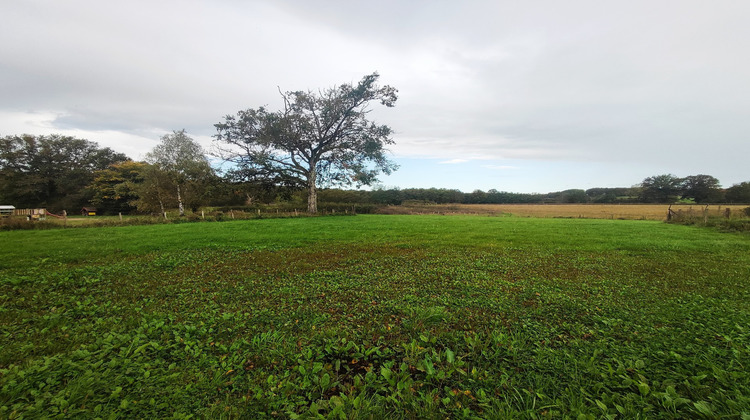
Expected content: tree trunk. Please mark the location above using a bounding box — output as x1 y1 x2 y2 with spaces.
176 184 184 216
307 169 317 214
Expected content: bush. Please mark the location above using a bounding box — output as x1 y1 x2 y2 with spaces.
0 218 58 231
0 205 373 231
667 206 750 233
317 203 379 214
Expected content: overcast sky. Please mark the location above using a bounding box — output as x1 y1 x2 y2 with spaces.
2 0 748 193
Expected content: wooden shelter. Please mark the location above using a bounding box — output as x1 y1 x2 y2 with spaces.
81 207 98 216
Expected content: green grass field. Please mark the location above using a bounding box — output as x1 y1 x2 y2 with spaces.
1 215 749 418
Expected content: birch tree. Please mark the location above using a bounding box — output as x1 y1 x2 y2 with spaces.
145 130 213 216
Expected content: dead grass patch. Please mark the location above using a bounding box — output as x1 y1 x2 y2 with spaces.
377 203 747 221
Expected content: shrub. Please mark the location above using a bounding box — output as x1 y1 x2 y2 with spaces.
0 218 58 231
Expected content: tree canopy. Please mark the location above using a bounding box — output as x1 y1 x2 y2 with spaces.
639 174 725 203
214 73 399 213
87 161 146 215
726 182 750 203
680 174 723 203
0 132 746 214
0 134 128 211
145 130 214 215
639 174 683 203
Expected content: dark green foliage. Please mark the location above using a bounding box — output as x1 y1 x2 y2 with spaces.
680 174 723 203
87 161 146 215
585 187 640 203
482 189 547 204
639 174 726 204
398 188 465 204
373 187 549 205
0 134 128 211
317 189 371 204
558 189 588 203
726 182 750 203
640 174 683 203
1 216 749 418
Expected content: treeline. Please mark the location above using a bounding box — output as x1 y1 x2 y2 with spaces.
266 176 750 207
0 134 129 212
321 182 750 207
317 188 585 205
2 134 749 215
0 133 225 215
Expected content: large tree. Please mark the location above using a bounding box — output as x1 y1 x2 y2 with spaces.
680 174 723 203
0 134 128 211
132 163 177 215
639 174 683 203
87 161 147 214
145 130 214 216
725 181 750 203
213 73 398 213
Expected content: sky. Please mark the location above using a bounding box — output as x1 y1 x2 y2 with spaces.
1 0 749 193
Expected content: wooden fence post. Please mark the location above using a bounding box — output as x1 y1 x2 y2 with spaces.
703 205 708 224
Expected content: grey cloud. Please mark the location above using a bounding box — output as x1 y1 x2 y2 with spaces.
1 0 748 188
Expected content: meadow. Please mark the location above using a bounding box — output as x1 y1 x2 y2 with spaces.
1 215 749 418
377 203 749 221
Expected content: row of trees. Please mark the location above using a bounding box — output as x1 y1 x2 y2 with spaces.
0 131 219 214
336 182 750 206
0 134 129 211
639 174 726 203
85 131 218 216
2 131 749 214
2 73 749 213
1 74 400 214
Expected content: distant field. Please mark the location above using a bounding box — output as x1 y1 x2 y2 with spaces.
1 215 749 418
378 203 749 220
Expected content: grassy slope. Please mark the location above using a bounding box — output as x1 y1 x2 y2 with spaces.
1 215 749 418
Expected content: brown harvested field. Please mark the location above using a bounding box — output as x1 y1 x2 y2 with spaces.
376 203 749 221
